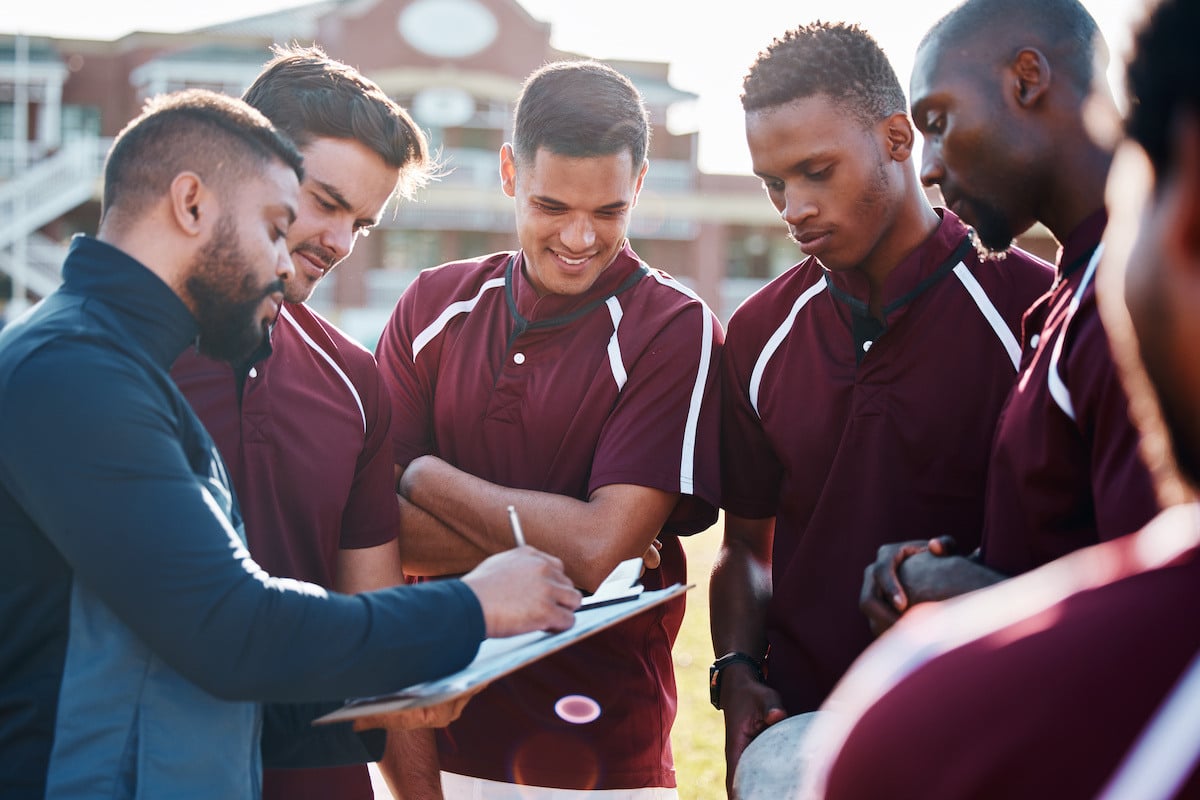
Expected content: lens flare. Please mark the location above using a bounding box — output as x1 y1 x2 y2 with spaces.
554 694 601 725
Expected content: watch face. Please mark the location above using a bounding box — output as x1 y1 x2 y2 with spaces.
399 0 499 59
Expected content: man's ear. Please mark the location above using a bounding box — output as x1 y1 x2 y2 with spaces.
499 143 517 198
1162 113 1200 276
882 113 916 162
631 158 649 206
167 172 214 237
1010 47 1052 109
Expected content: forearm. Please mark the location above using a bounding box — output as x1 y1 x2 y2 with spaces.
709 538 772 659
401 456 674 591
378 729 444 800
396 493 491 577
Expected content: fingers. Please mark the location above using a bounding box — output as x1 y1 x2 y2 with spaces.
859 576 902 637
641 540 662 571
350 691 480 732
462 546 581 638
928 535 958 556
763 706 788 728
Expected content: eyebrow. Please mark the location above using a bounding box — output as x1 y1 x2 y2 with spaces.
531 194 629 211
315 179 382 227
756 150 838 179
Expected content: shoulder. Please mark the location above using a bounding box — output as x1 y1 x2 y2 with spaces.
959 244 1055 287
280 303 376 372
405 252 511 301
726 258 824 339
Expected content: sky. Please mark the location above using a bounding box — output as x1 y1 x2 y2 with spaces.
6 0 1150 174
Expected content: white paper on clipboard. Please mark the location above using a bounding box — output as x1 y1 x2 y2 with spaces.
314 581 690 725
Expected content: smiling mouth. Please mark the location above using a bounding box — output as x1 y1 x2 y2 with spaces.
554 251 593 267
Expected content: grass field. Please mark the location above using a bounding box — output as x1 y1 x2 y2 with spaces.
672 520 726 799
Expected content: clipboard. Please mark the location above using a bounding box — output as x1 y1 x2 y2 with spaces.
314 581 690 724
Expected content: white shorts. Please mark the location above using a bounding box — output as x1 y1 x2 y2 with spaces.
440 772 679 800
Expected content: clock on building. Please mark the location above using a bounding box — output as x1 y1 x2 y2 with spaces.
398 0 499 58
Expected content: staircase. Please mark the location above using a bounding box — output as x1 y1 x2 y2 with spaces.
0 137 107 311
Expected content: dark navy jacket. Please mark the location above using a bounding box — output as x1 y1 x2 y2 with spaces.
0 236 485 798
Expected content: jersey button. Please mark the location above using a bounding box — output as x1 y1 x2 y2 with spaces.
248 367 258 378
862 341 873 352
513 352 526 365
1030 334 1041 349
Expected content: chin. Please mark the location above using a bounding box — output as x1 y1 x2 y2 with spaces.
284 285 315 305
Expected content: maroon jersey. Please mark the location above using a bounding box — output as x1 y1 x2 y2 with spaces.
721 210 1053 713
980 210 1160 574
375 243 722 789
806 503 1200 800
172 302 399 800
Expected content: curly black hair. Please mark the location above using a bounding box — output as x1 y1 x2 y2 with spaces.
1125 0 1200 177
741 22 906 127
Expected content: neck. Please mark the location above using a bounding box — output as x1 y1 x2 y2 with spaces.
1038 141 1112 246
97 218 193 312
859 189 941 318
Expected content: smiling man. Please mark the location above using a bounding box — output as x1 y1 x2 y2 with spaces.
169 46 439 800
0 88 581 800
708 21 1053 792
375 60 723 798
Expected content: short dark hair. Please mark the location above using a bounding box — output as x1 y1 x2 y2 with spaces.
1125 0 1199 178
741 22 907 126
512 60 649 170
101 89 303 224
921 0 1103 92
244 43 432 199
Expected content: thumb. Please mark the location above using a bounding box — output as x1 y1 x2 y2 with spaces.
764 706 788 727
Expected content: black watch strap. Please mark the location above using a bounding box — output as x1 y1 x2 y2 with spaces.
709 651 764 710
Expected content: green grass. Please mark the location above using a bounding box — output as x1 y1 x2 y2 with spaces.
673 518 726 799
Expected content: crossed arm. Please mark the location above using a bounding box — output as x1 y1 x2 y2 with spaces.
395 455 678 593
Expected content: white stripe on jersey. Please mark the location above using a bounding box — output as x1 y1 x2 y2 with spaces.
605 297 628 392
411 277 507 362
278 306 366 434
1048 244 1104 422
749 276 828 418
646 267 718 496
1096 650 1200 800
952 262 1022 370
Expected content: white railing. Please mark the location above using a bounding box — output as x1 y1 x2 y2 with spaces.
0 232 67 299
0 138 107 250
0 137 107 305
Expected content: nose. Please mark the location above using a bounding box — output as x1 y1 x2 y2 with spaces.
321 221 354 265
780 186 817 226
920 145 945 188
560 214 596 252
275 240 295 283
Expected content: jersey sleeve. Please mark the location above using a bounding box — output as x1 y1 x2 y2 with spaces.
338 352 402 550
375 281 438 470
0 342 484 703
587 298 723 535
720 309 786 519
1065 293 1160 540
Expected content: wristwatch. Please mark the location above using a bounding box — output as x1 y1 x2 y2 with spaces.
709 651 764 710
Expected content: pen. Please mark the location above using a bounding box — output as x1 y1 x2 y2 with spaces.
506 505 526 548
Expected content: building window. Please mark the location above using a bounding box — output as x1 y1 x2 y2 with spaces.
383 230 441 272
61 105 100 141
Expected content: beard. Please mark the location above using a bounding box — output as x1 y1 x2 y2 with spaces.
186 215 284 363
966 199 1017 254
